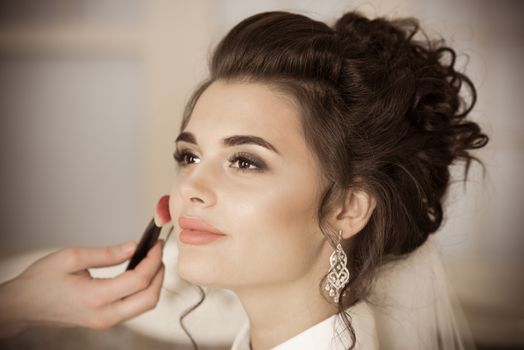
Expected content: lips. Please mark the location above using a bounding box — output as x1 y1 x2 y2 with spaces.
178 216 226 245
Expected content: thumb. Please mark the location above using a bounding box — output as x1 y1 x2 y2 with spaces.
61 241 137 272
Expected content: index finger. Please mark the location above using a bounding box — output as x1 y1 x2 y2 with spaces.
47 241 137 273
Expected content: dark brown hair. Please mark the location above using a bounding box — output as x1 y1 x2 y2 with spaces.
179 11 488 349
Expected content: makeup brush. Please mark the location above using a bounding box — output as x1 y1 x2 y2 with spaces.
126 195 171 270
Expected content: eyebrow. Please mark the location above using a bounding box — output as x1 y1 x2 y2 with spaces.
175 131 281 155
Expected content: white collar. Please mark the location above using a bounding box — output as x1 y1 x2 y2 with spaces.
231 301 378 350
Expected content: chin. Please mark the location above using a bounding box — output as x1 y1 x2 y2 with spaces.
175 249 228 288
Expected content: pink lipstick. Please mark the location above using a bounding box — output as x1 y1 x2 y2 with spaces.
178 217 226 245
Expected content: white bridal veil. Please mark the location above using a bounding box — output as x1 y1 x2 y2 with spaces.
368 235 476 350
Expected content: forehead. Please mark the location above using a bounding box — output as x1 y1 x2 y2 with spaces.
185 80 304 146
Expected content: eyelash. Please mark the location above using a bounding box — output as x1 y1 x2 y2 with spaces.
173 149 267 173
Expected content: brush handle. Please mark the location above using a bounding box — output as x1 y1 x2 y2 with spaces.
126 218 161 270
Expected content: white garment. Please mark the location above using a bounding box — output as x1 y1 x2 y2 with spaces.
230 301 379 350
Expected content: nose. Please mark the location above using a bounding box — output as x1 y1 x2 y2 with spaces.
176 164 217 208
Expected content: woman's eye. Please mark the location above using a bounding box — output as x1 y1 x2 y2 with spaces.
173 149 266 173
231 157 258 170
228 152 266 172
173 150 200 165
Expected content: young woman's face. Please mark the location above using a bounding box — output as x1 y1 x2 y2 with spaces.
169 80 332 290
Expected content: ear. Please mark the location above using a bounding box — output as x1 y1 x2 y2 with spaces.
333 188 376 240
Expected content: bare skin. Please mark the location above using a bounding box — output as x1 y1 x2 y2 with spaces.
0 240 165 338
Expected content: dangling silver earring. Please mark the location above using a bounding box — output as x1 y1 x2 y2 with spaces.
325 230 350 303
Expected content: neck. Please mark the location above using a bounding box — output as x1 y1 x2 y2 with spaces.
232 258 337 350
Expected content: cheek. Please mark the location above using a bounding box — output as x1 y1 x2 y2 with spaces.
224 175 325 282
222 169 320 230
167 178 188 245
256 165 324 240
168 187 179 222
250 187 317 236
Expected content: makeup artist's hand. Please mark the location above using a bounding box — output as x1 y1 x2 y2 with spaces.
0 240 165 338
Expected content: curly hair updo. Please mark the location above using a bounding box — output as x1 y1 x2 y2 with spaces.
179 10 488 349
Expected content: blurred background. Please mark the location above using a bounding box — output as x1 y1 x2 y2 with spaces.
0 0 522 349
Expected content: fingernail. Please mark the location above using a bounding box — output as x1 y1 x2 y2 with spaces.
122 241 136 253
